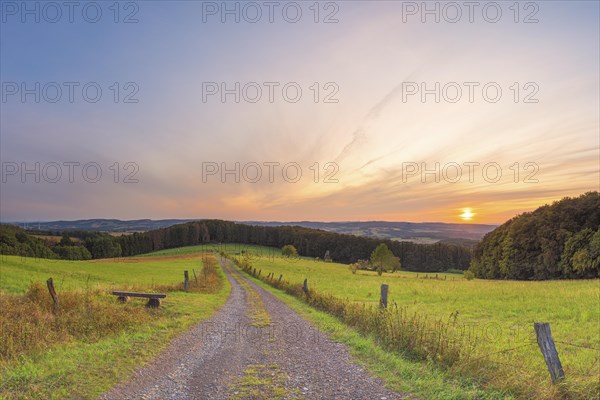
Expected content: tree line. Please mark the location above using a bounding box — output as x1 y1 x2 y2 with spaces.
1 220 471 272
131 220 471 272
469 192 599 280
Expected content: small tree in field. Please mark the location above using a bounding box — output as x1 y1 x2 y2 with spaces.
349 259 370 274
324 250 332 262
370 243 400 276
464 270 475 280
281 245 298 258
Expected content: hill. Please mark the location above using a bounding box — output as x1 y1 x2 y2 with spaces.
15 219 495 243
14 219 196 232
1 220 472 272
244 221 496 243
470 192 600 280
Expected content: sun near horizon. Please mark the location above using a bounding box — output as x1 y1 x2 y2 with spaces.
460 208 475 222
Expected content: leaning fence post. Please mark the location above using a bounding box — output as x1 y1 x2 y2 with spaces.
303 278 308 294
278 274 283 283
534 322 565 384
184 270 190 291
380 284 389 308
46 277 59 312
192 269 198 285
253 268 256 276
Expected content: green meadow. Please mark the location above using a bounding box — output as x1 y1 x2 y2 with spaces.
0 253 203 294
1 244 598 399
221 244 598 399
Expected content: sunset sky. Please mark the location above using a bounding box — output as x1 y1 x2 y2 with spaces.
1 1 598 224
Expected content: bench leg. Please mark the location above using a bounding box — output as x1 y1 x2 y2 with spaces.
117 296 129 303
146 298 160 308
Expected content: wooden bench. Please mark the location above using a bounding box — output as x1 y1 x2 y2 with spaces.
111 291 167 308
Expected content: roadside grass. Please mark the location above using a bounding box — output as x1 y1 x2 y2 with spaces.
0 253 230 399
243 271 512 400
229 253 599 400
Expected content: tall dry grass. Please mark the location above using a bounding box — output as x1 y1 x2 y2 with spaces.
0 283 153 360
0 253 222 361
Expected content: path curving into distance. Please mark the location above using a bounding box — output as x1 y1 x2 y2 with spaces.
100 258 409 400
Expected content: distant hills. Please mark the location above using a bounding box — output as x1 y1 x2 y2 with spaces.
245 221 496 245
14 219 194 232
11 219 497 244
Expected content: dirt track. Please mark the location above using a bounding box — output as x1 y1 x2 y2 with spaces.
100 258 408 399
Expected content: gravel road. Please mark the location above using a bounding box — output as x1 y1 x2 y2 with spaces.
100 258 409 400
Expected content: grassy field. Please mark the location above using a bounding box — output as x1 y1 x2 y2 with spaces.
0 252 230 399
0 253 206 294
1 244 597 399
217 243 598 399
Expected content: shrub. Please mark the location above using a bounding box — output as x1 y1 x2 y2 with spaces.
464 270 475 280
281 245 298 258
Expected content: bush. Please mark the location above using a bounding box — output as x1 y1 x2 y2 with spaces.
464 270 475 280
281 244 298 258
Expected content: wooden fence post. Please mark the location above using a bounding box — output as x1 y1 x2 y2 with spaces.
534 322 565 384
278 274 283 283
192 269 198 285
258 270 261 277
46 278 59 312
303 278 308 294
380 284 389 308
253 268 256 276
184 270 189 291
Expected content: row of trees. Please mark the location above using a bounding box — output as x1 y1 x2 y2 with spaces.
2 219 471 272
470 192 599 279
115 220 470 271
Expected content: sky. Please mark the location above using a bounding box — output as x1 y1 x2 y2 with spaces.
1 1 598 224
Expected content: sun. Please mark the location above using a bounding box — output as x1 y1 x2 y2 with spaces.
459 208 475 221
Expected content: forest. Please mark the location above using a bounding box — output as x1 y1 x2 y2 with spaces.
0 220 471 272
5 192 598 279
469 192 599 279
7 192 600 280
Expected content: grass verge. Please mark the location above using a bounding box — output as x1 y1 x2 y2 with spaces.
0 254 230 399
236 264 523 400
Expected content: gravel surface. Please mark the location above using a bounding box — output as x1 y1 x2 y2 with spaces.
100 258 409 399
